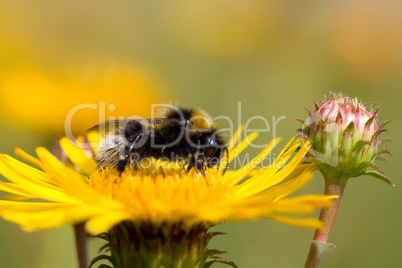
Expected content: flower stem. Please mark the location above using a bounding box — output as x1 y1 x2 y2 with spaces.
74 223 88 268
304 172 348 268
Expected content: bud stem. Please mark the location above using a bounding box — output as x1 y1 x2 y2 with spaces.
304 172 348 268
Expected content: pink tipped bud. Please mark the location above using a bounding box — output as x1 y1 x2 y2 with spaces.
299 93 394 186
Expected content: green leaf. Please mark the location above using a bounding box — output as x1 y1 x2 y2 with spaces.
98 265 113 268
312 240 336 257
364 171 395 188
305 240 336 268
204 257 238 268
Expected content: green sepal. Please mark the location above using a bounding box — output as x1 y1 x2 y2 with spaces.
205 232 226 244
89 254 115 268
353 140 369 155
375 155 388 161
371 129 387 142
364 170 396 188
204 257 238 268
98 242 111 254
303 157 325 166
353 161 384 177
378 120 391 130
344 121 354 133
94 233 110 242
203 249 227 258
373 148 394 159
364 116 375 129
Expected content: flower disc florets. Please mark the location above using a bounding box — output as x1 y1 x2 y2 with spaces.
298 93 394 186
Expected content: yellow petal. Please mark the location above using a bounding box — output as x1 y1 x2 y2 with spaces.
228 125 244 150
269 214 324 229
59 137 97 176
86 211 133 234
0 181 33 197
1 206 94 231
0 155 77 204
87 131 101 154
228 137 281 187
15 148 43 169
228 132 259 162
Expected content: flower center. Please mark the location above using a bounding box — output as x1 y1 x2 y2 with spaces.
87 165 231 224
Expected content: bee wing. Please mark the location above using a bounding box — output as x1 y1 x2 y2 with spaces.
87 118 187 133
87 120 128 133
146 118 187 125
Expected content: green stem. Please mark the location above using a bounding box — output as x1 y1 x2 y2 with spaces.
74 222 88 268
304 173 348 268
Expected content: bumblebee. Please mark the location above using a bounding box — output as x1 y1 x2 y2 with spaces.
90 105 228 175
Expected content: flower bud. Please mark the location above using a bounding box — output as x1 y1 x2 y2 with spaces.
298 93 394 186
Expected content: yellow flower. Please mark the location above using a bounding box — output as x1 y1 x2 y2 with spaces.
0 61 161 136
0 131 336 267
0 134 334 233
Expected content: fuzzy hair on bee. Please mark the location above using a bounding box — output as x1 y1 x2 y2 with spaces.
91 105 228 176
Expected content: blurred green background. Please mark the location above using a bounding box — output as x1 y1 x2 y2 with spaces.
0 0 401 267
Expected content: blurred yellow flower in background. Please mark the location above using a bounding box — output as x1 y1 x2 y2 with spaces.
163 0 284 59
0 61 162 137
0 3 39 71
327 1 402 80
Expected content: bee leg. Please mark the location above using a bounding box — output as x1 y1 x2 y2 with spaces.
198 165 206 178
185 154 206 178
117 134 142 175
185 162 191 172
194 143 206 178
180 142 193 172
185 155 193 172
190 155 205 176
188 143 201 172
